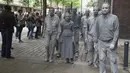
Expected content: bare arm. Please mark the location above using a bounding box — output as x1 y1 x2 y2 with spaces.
112 16 119 45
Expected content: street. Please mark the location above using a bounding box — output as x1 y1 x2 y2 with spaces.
0 27 127 73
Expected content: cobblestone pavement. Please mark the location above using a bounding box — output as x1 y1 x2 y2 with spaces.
0 28 128 73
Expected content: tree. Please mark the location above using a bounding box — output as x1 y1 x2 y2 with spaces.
43 0 47 19
72 0 80 8
33 0 41 7
86 1 98 7
21 0 30 7
52 0 61 7
60 0 80 8
48 0 52 6
3 0 13 5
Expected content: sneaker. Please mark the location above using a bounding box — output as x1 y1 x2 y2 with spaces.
6 56 15 59
45 59 49 62
49 60 53 63
75 53 79 58
19 40 23 43
87 62 93 66
93 64 98 68
56 53 61 58
11 47 14 49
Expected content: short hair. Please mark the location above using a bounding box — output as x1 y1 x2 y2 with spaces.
18 9 22 13
102 2 110 8
4 5 11 11
36 12 39 15
49 7 54 10
64 12 71 17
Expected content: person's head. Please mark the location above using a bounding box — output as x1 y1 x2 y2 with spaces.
72 7 77 13
102 3 110 15
36 12 39 16
84 9 90 17
49 7 55 17
78 12 80 15
56 11 61 18
4 5 11 11
18 9 22 14
65 7 71 13
93 7 99 16
64 12 71 22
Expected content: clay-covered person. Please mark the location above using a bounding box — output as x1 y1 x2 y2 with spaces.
81 9 90 54
62 7 71 19
85 7 99 67
71 7 81 57
44 7 59 63
55 11 62 57
94 3 119 73
59 12 74 63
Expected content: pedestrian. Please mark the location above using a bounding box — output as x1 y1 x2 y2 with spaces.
56 11 62 58
94 3 119 73
44 7 59 63
16 9 26 43
35 12 41 39
62 7 71 20
0 5 17 59
71 7 81 58
59 12 74 64
86 7 99 67
81 9 90 54
41 15 45 38
26 13 35 39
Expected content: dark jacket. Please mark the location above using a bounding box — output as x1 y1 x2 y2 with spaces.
0 11 17 31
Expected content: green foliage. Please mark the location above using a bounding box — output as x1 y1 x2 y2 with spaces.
21 0 30 6
52 0 61 6
48 0 80 8
86 1 98 7
33 0 41 7
60 0 80 8
3 0 13 5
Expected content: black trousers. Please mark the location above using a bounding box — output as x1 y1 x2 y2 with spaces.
1 29 13 58
35 26 41 38
16 25 24 41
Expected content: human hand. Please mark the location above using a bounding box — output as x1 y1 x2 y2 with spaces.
110 44 115 50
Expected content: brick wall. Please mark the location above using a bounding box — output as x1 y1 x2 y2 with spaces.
113 0 130 39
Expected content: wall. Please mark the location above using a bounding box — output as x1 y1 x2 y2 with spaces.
113 0 130 39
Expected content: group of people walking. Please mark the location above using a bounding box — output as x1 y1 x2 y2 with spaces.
0 2 119 73
0 5 43 58
44 3 119 73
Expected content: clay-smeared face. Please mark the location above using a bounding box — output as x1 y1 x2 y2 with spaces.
49 8 54 16
102 3 110 15
93 7 99 16
65 13 71 22
85 10 90 16
56 11 61 18
72 8 77 13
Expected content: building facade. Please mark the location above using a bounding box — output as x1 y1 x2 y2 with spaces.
98 0 130 38
113 0 130 38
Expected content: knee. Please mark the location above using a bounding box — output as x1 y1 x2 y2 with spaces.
110 57 117 64
99 55 105 62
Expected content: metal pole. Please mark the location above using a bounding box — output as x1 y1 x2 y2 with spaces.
110 0 113 14
28 0 30 12
81 0 82 13
124 41 129 70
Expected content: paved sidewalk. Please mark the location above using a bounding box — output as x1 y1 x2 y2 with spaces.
0 28 128 73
